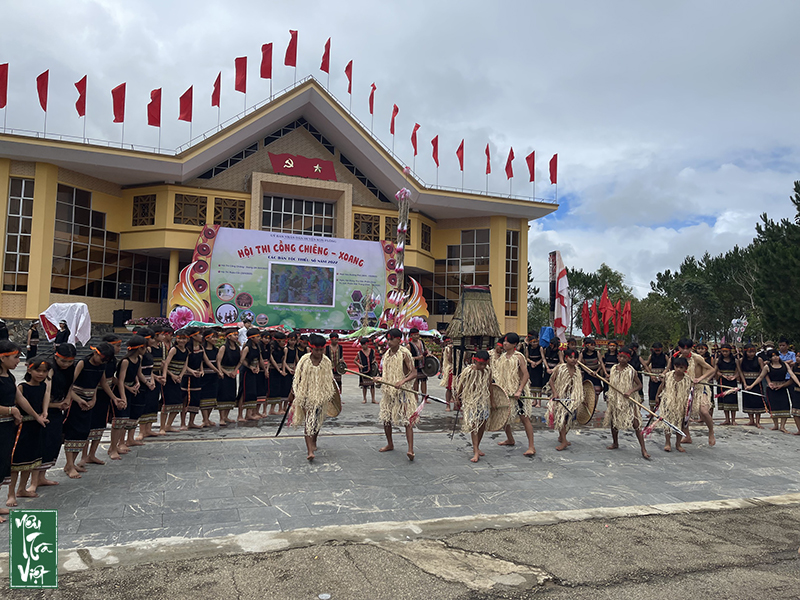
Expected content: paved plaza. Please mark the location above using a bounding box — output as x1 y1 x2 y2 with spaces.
2 372 799 554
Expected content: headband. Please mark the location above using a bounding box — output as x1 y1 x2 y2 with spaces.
248 334 260 339
127 344 144 351
109 340 122 345
226 331 238 337
27 362 47 370
55 353 75 361
472 357 488 363
143 335 152 339
618 351 631 357
176 334 188 339
204 332 216 339
0 350 20 357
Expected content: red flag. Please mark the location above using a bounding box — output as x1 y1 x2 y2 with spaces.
549 153 558 184
390 104 399 135
344 60 353 94
320 38 331 73
211 72 221 107
599 284 612 334
505 147 515 179
111 82 125 123
614 299 622 333
581 300 592 337
74 75 87 117
526 151 535 182
0 63 7 109
268 152 337 181
591 299 601 335
485 144 491 175
36 70 49 112
261 43 273 79
368 82 376 115
456 139 464 171
147 88 161 127
285 30 298 67
622 301 632 335
431 135 439 167
234 57 247 93
411 123 420 156
179 86 192 122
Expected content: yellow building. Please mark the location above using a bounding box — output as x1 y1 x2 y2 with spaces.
0 79 557 333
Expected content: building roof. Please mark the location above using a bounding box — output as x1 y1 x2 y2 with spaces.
0 77 558 221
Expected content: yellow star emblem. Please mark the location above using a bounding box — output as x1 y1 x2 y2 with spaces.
314 164 322 173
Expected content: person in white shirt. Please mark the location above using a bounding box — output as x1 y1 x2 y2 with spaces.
238 318 253 348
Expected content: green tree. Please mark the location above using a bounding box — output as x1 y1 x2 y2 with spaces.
752 181 800 338
652 257 721 340
628 293 683 348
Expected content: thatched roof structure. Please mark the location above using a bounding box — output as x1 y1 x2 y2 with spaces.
445 285 502 338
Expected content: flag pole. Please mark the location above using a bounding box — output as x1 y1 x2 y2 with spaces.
121 122 124 146
189 122 192 145
370 113 373 132
436 166 439 187
294 66 297 85
533 180 535 200
43 112 47 138
509 178 513 196
413 155 416 174
270 79 273 101
392 134 395 155
158 126 161 153
486 173 488 193
461 171 464 191
243 93 246 115
217 106 220 131
2 108 6 133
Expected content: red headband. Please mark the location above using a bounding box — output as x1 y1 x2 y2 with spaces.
0 350 20 357
55 353 75 361
473 357 488 363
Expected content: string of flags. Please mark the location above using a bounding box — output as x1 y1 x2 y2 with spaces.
0 30 559 187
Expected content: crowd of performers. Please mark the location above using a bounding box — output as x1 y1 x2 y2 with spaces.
2 321 800 520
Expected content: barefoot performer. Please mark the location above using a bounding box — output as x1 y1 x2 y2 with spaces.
454 350 493 462
215 328 241 426
377 328 418 460
496 333 536 457
654 356 693 453
0 342 24 522
286 334 337 461
747 349 800 434
602 347 650 459
547 348 585 451
739 343 766 428
668 338 717 446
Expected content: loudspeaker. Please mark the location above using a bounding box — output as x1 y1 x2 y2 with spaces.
118 283 132 300
437 300 450 315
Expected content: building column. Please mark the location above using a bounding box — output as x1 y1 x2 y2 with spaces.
518 222 529 333
168 250 180 294
26 163 59 319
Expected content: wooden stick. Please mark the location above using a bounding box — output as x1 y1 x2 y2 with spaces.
343 369 447 404
578 361 685 437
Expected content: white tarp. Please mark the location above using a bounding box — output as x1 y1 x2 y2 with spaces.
40 302 92 346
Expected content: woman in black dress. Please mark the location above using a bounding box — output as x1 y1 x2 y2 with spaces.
216 328 241 426
136 328 161 440
7 358 51 508
542 337 562 389
524 333 545 403
643 342 668 411
237 328 262 422
26 322 40 358
356 337 376 404
111 336 145 460
579 337 604 406
0 342 23 522
161 331 189 433
53 320 70 348
739 343 766 428
33 343 75 491
285 332 299 403
715 343 742 426
183 328 206 430
199 329 222 428
747 349 800 434
601 341 619 398
269 332 289 415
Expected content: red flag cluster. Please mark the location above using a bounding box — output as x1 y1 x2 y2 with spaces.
581 286 631 338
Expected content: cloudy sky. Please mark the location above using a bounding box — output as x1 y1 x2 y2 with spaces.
2 1 799 296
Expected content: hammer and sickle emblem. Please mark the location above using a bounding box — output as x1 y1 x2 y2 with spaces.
284 159 294 169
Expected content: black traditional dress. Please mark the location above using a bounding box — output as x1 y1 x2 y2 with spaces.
89 358 117 442
238 344 259 410
199 345 219 412
357 348 375 388
63 357 106 452
163 347 188 414
766 363 791 418
716 356 739 412
647 351 668 410
740 355 764 415
183 347 204 414
524 342 544 393
543 345 561 388
217 345 240 411
0 373 17 483
40 363 74 470
11 382 46 472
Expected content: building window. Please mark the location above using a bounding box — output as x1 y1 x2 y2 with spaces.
174 194 207 226
423 229 490 314
3 178 34 292
421 223 431 252
214 198 246 229
261 196 334 237
132 194 156 226
353 213 380 241
384 217 411 246
51 184 168 302
197 142 259 179
505 230 520 316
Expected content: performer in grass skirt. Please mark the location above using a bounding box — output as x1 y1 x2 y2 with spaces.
62 343 114 479
110 337 145 460
183 328 206 430
199 329 221 427
215 328 240 425
739 343 766 428
32 343 76 491
454 350 492 463
0 342 23 522
715 344 742 425
6 358 50 508
82 333 122 468
668 338 716 446
237 328 261 422
288 334 336 461
547 349 584 451
377 328 418 460
747 349 800 434
602 347 650 459
654 356 694 453
495 333 535 457
137 329 163 440
643 342 668 411
161 331 189 433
